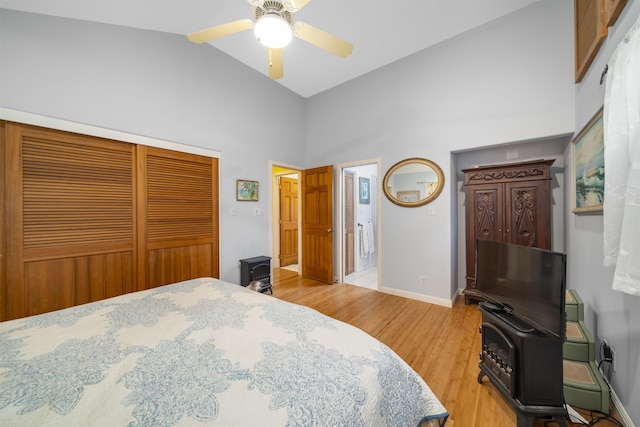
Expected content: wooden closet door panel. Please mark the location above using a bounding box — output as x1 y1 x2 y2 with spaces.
138 146 219 289
25 258 76 316
1 121 7 321
146 244 213 288
3 122 136 320
78 252 135 302
24 252 134 316
505 181 551 249
21 128 135 254
4 122 26 320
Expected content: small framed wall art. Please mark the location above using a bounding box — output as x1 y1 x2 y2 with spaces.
359 177 370 204
236 179 259 201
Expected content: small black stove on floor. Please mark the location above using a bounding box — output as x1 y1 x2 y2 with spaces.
239 256 272 294
478 303 566 427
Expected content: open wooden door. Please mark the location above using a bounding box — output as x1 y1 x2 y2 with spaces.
344 172 355 276
279 176 298 267
301 165 334 283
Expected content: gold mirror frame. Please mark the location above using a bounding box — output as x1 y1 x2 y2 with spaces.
382 158 445 207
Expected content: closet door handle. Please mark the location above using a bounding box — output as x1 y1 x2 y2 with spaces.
327 229 333 233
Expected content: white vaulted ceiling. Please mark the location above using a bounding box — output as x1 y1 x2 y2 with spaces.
0 0 540 97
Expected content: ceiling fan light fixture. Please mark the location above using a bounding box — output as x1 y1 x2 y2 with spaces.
254 14 292 48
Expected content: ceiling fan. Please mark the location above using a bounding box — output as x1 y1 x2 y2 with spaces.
187 0 353 80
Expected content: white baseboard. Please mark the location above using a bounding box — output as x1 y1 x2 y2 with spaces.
566 405 589 424
610 382 635 427
599 366 635 427
379 287 454 308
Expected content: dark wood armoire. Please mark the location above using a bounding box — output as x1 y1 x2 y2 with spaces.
462 159 554 304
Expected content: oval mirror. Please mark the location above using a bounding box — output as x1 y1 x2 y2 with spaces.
382 158 445 207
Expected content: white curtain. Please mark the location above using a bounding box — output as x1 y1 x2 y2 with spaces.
603 15 640 295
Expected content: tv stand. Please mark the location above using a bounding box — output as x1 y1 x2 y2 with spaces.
478 305 567 427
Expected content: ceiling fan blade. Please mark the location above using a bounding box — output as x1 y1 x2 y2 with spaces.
282 0 312 13
293 22 353 58
268 48 284 80
187 19 254 44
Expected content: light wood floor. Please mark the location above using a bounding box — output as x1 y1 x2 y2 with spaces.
271 268 623 427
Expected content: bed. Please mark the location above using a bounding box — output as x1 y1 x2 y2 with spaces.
0 277 448 426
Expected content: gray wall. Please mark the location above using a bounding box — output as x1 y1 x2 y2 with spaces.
567 1 640 423
304 1 574 302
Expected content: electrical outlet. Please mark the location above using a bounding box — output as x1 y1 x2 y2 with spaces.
421 276 427 286
602 339 616 372
611 347 616 372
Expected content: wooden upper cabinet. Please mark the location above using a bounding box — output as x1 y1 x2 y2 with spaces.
575 0 608 83
574 0 628 83
462 159 554 304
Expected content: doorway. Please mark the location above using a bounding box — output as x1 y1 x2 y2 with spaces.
272 167 301 273
271 163 335 284
270 160 380 287
339 161 380 290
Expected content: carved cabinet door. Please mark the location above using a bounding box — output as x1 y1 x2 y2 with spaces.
505 180 551 249
464 182 504 292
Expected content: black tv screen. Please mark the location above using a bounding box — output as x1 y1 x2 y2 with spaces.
475 239 567 340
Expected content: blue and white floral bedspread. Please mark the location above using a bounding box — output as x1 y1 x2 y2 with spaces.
0 277 448 426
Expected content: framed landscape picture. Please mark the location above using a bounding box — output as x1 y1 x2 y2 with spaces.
236 179 259 201
572 107 604 214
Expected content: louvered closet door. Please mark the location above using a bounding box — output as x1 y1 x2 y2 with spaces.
3 123 136 320
138 146 219 288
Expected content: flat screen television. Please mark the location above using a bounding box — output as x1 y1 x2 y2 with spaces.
475 239 567 340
